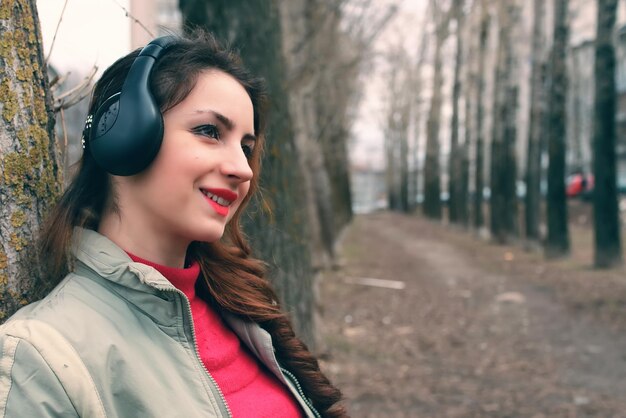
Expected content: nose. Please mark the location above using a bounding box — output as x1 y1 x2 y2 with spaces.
220 144 253 183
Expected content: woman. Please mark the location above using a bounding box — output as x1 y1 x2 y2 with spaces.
0 32 346 418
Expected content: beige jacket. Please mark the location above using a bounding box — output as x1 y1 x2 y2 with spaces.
0 228 319 418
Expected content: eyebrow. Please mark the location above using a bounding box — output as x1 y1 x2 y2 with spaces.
194 109 257 141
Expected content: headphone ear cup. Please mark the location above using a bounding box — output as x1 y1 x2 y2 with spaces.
89 88 163 176
87 36 177 176
94 93 121 138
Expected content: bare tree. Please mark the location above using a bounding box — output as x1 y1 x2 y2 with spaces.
448 0 465 224
383 44 412 212
312 4 354 239
423 0 452 219
459 0 473 228
470 0 491 230
489 0 520 243
592 0 622 267
278 0 339 271
0 1 62 319
409 10 431 213
545 0 570 258
312 1 395 246
524 0 547 243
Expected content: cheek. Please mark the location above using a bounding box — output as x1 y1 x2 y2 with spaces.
137 152 195 202
153 136 199 175
230 182 251 215
240 181 251 200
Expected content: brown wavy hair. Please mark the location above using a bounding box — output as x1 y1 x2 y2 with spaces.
38 31 347 418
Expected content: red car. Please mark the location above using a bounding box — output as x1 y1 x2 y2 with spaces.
566 173 594 199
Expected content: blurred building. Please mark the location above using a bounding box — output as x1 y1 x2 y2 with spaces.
567 23 626 186
567 39 595 175
350 164 387 214
130 0 181 49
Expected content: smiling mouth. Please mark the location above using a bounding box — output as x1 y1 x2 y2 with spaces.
200 188 237 217
202 190 233 206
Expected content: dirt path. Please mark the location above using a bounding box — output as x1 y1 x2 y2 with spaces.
318 212 626 418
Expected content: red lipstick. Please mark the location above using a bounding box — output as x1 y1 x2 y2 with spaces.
201 188 238 217
205 188 238 201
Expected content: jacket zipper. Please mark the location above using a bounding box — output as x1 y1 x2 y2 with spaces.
154 281 315 418
280 367 322 418
158 286 233 418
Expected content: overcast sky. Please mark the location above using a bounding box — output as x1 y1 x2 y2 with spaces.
350 1 428 169
37 0 132 74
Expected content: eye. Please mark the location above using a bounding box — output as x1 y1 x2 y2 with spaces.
192 124 220 140
242 142 255 159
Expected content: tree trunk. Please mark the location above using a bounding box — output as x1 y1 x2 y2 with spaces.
424 18 447 220
0 0 61 320
409 24 430 213
277 0 339 270
459 8 472 228
459 141 470 226
386 125 398 210
473 3 489 229
502 83 519 236
525 0 546 243
388 107 399 210
399 109 410 212
312 7 354 234
384 49 411 213
179 0 316 344
593 0 622 267
489 2 508 243
545 0 570 258
490 0 520 244
448 0 464 224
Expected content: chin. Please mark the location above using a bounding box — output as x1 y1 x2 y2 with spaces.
193 227 226 244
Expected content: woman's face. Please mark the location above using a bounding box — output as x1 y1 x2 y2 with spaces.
111 69 255 251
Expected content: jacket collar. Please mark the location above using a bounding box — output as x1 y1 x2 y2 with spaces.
69 228 184 329
70 228 276 354
71 227 176 292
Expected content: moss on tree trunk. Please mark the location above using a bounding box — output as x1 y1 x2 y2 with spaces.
0 0 61 320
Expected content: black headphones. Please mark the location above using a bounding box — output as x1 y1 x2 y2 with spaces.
84 36 178 176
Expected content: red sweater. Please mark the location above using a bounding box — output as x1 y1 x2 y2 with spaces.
127 253 303 418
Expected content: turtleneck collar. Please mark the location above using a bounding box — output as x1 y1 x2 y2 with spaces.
126 252 200 298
